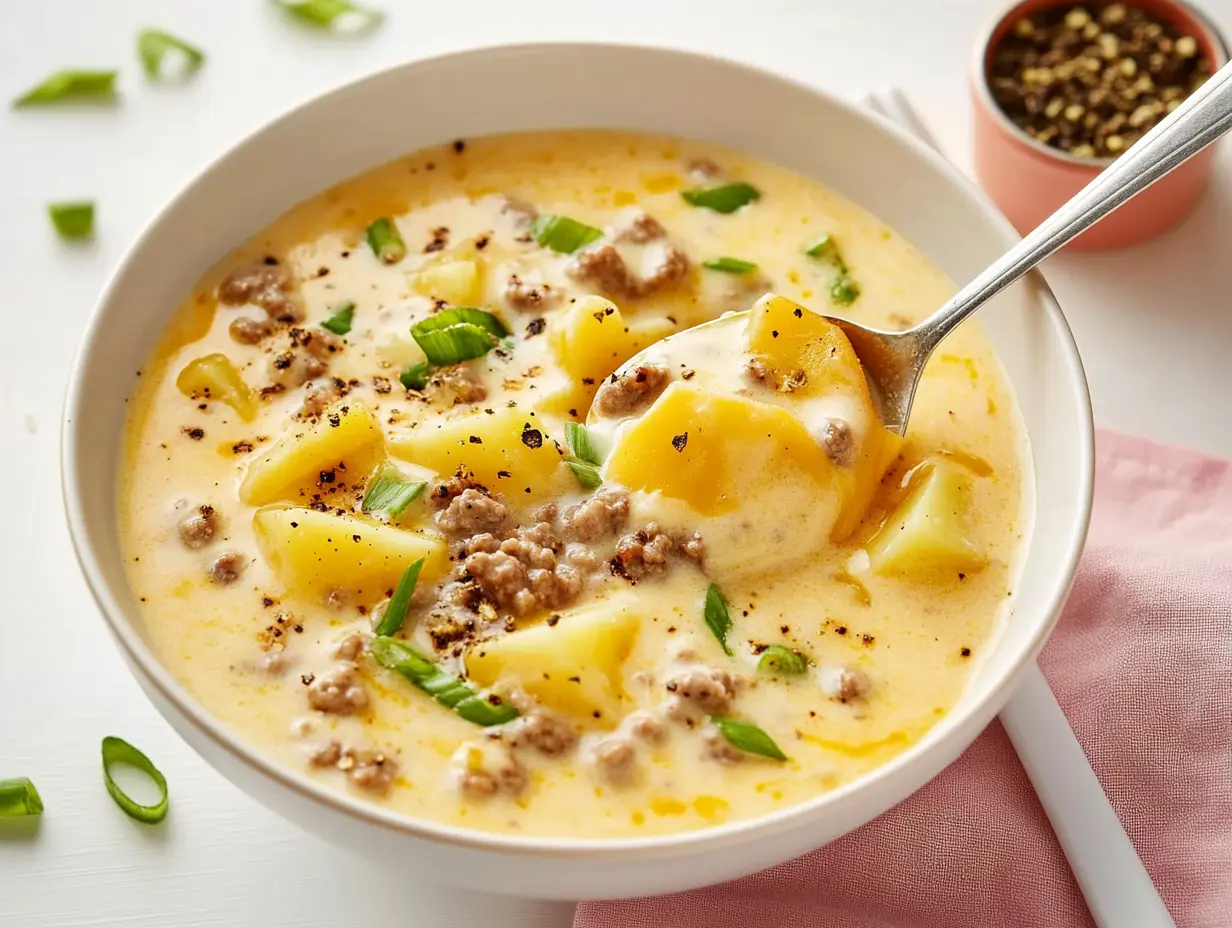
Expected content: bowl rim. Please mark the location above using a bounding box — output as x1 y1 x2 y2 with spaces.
61 39 1095 858
971 0 1231 168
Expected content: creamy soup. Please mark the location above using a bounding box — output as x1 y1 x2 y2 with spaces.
120 130 1026 839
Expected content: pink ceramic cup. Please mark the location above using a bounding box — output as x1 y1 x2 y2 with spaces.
972 0 1228 250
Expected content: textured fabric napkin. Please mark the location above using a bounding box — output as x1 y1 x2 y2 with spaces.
575 429 1232 928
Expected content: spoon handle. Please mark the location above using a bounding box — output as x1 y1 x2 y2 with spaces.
916 58 1232 351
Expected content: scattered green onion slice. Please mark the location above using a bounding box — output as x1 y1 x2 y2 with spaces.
365 217 406 264
702 257 758 274
48 201 95 240
680 183 761 215
137 30 206 80
565 460 602 489
565 421 603 466
830 276 861 306
101 736 169 824
13 70 118 107
530 214 603 254
411 307 508 365
711 716 787 761
274 0 384 31
703 583 734 656
320 302 355 335
361 463 425 519
373 559 425 637
369 637 518 726
0 777 44 817
804 234 843 267
415 306 508 339
400 361 431 391
757 645 808 675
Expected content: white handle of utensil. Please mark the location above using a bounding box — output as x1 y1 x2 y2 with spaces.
863 86 1175 928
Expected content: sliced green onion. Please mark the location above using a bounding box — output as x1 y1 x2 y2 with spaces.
702 257 758 274
361 463 425 519
373 559 425 637
365 217 405 264
0 777 43 817
13 70 118 107
415 306 508 339
101 736 169 824
703 583 733 656
830 276 860 306
681 183 760 214
369 636 518 726
805 234 844 266
565 421 603 466
400 361 431 390
411 307 508 365
48 201 95 240
137 30 206 80
530 214 603 254
274 0 384 31
711 716 787 761
565 460 602 489
320 302 355 335
757 645 807 675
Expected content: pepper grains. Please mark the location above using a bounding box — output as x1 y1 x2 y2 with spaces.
989 3 1212 159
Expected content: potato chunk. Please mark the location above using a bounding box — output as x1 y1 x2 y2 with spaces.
409 259 483 307
465 598 641 721
239 401 384 506
388 406 566 499
176 353 257 421
867 459 988 575
253 505 447 598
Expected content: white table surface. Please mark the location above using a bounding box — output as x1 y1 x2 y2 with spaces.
3 1 1231 925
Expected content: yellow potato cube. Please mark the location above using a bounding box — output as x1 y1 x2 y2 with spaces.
465 598 641 721
551 296 675 389
867 459 988 575
176 353 257 421
388 405 566 499
253 505 447 599
409 259 483 306
239 401 384 506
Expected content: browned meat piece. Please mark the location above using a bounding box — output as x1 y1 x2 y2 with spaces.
567 244 638 298
505 274 558 312
260 648 292 675
334 633 366 661
610 523 674 582
501 523 562 563
834 666 871 703
638 242 690 294
461 533 501 556
178 505 217 549
308 740 342 768
613 212 666 244
436 488 509 537
664 667 737 720
464 550 582 617
229 316 274 345
593 739 638 785
294 327 345 359
307 663 368 714
564 544 601 571
344 749 399 794
426 609 478 651
269 350 327 388
627 711 667 745
746 357 780 390
509 713 578 756
592 364 671 418
429 363 488 405
702 728 744 764
559 486 630 542
209 552 246 585
687 157 721 180
818 419 855 468
428 470 489 509
299 381 342 419
458 749 527 800
501 196 538 230
678 532 706 564
218 261 303 323
531 502 558 523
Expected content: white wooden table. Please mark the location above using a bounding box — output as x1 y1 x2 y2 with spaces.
3 1 1231 925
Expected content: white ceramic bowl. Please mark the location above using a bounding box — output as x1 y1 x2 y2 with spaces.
62 42 1094 901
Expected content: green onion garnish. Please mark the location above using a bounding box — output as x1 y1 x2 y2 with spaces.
365 217 406 264
373 559 425 637
681 183 760 214
274 0 384 31
830 276 860 306
13 70 118 107
710 716 787 761
361 463 425 519
702 257 758 274
369 636 518 726
48 201 95 240
0 777 44 817
757 645 807 675
101 736 169 824
565 421 603 466
805 234 843 265
400 361 431 391
565 460 602 489
530 214 603 254
137 30 206 80
411 307 508 365
703 583 734 656
320 302 355 335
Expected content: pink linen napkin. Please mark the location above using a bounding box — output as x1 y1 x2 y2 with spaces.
576 428 1232 928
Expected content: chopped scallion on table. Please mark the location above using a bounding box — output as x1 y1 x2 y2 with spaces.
101 736 169 824
703 583 734 656
757 645 808 675
365 217 406 264
361 463 425 519
710 716 788 761
48 201 95 240
373 559 425 637
320 302 355 335
13 70 118 107
411 307 508 365
702 257 758 274
681 183 760 214
137 30 206 80
0 777 44 817
369 636 518 726
274 0 384 31
530 214 603 254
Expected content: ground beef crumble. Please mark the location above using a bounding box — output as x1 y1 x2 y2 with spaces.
218 260 303 323
664 667 738 721
592 364 672 418
559 486 631 543
307 663 368 715
178 505 217 548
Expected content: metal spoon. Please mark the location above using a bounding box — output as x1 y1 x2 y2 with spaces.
836 58 1232 435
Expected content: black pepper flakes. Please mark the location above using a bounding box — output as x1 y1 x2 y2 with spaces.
671 432 688 452
183 427 205 440
525 317 546 337
961 646 972 658
521 424 543 449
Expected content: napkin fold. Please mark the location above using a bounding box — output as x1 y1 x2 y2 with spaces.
575 429 1232 928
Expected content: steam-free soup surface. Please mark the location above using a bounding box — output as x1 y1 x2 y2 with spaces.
120 130 1026 838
